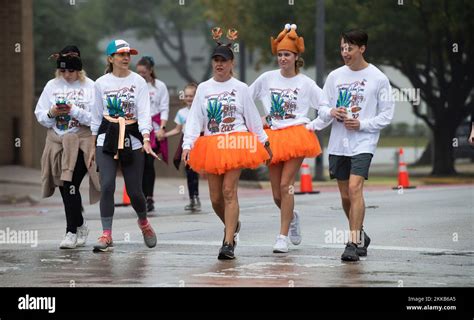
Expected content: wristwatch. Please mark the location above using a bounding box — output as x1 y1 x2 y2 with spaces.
264 141 270 147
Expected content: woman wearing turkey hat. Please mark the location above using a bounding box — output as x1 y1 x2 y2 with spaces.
35 45 99 249
250 24 330 253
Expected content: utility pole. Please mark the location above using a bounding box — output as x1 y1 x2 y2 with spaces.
314 0 325 181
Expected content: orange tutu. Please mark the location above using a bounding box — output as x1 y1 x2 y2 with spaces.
188 131 270 175
265 125 321 165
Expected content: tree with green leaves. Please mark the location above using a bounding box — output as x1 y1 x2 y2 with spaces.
33 0 472 175
89 0 217 83
33 0 104 95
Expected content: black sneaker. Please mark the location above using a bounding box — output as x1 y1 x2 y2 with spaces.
218 242 235 260
193 196 201 211
356 231 371 256
341 242 360 261
146 198 155 213
184 197 195 211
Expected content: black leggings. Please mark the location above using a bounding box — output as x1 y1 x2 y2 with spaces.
95 147 147 231
185 165 199 198
142 153 155 198
59 150 87 233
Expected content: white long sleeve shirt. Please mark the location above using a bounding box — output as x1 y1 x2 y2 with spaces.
314 64 395 156
249 70 330 130
34 77 95 135
148 79 170 120
183 77 268 150
91 72 152 150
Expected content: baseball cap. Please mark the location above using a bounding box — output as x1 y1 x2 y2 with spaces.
211 45 234 61
106 39 138 56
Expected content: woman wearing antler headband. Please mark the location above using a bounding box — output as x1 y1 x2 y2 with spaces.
34 45 99 249
182 28 272 260
250 23 330 254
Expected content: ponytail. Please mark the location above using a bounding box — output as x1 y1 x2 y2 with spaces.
295 56 304 74
105 59 113 74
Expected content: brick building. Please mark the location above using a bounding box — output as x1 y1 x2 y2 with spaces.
0 0 38 167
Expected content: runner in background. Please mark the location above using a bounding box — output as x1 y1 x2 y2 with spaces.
165 83 201 212
136 56 170 213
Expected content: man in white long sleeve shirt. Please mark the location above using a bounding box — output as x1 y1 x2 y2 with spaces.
315 30 395 261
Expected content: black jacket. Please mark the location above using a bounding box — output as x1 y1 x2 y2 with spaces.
98 118 143 166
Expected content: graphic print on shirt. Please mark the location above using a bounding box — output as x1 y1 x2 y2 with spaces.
335 79 366 120
149 90 156 107
53 89 87 131
206 89 237 133
104 85 136 119
269 88 299 123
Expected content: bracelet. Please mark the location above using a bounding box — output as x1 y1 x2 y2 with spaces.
143 137 150 142
47 110 54 119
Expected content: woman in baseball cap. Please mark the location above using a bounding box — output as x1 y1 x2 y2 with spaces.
181 28 272 260
89 39 158 252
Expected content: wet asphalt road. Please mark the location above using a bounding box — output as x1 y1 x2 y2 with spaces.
0 180 472 287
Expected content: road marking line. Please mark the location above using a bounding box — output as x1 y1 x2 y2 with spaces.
19 239 473 255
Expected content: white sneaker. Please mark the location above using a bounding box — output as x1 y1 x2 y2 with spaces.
289 211 302 245
76 221 89 247
273 234 289 253
60 232 77 249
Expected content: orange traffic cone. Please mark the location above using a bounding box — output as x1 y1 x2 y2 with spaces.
122 186 131 205
393 148 416 189
115 185 131 207
295 162 320 195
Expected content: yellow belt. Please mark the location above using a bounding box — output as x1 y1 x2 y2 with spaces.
104 115 137 159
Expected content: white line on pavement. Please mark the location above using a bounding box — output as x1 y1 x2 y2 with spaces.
18 239 472 254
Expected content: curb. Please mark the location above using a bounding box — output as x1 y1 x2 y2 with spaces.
0 179 42 187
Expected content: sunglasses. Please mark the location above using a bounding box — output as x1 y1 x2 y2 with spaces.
59 69 76 73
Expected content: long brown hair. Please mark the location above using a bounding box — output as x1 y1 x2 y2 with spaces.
137 56 157 86
295 56 304 74
104 56 113 74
